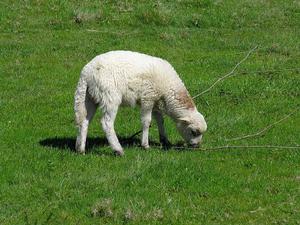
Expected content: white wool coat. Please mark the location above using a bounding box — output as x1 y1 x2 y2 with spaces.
77 50 190 116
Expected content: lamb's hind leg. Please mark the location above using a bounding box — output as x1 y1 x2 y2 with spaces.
75 95 97 154
101 105 124 156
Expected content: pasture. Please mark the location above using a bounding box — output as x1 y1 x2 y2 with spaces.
0 0 299 224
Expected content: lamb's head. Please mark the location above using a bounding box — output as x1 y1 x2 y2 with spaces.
176 109 207 147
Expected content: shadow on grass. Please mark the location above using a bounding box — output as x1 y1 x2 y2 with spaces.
39 136 167 155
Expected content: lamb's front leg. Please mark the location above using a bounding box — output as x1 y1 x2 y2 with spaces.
140 103 153 149
101 107 124 156
153 110 171 149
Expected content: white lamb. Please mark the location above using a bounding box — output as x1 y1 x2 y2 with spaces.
74 50 207 155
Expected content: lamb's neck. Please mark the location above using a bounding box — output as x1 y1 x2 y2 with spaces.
163 86 196 120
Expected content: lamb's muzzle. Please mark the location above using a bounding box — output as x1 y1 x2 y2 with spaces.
74 50 207 155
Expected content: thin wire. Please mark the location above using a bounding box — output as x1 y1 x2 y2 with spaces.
192 45 258 99
225 108 299 141
170 145 300 151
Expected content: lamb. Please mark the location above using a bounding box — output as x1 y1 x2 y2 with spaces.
74 50 207 155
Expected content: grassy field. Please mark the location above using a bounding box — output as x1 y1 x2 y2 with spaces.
1 0 300 224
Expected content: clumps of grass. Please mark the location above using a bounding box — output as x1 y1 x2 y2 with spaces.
188 14 202 28
48 18 63 29
146 209 164 221
73 9 103 24
159 32 174 41
137 2 173 26
264 44 291 57
180 31 190 39
116 1 134 13
123 208 135 222
91 199 113 218
90 200 164 222
179 0 213 9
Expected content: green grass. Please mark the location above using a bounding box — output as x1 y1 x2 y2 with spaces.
1 0 300 224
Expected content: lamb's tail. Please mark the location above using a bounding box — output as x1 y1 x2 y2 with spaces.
74 75 88 126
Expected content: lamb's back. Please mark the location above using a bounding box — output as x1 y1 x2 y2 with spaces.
82 51 185 106
87 51 178 81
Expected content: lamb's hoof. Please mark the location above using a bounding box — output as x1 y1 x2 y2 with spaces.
141 144 150 150
160 138 172 150
76 149 86 155
162 143 172 150
114 150 124 156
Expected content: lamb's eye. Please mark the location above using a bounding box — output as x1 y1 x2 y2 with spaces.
191 129 201 137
